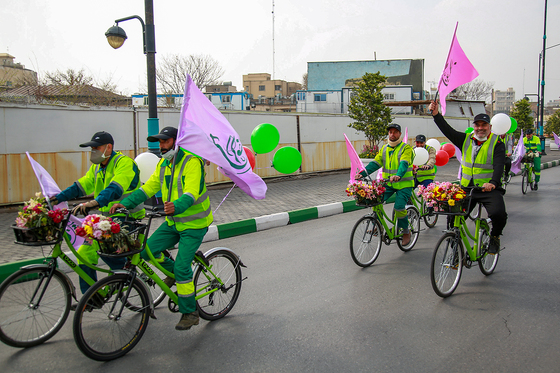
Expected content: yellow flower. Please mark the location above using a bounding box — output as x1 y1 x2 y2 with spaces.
448 199 455 206
456 194 464 200
358 190 366 197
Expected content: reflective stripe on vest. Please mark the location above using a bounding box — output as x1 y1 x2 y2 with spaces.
416 145 436 182
380 142 414 187
460 134 498 187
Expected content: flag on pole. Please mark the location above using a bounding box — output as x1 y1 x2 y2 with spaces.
403 127 409 144
26 152 85 247
454 145 462 180
437 23 479 115
510 130 526 175
552 132 560 148
176 74 267 200
344 134 365 183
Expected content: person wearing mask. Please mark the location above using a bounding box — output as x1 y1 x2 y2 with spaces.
51 131 145 296
110 126 213 331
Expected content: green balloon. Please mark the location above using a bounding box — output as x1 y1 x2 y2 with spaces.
465 127 474 134
434 165 438 173
441 142 448 145
272 146 302 174
250 123 280 154
508 117 518 134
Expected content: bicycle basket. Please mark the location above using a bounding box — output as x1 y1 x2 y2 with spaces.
354 196 384 207
12 223 64 246
433 199 469 215
96 222 147 257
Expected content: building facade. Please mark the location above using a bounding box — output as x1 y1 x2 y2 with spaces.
0 53 38 90
243 73 301 101
493 88 515 115
132 92 251 111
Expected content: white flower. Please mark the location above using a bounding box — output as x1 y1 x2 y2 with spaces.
98 220 112 231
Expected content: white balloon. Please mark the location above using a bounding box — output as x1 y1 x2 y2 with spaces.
413 147 429 166
425 138 441 152
135 152 160 183
491 113 511 135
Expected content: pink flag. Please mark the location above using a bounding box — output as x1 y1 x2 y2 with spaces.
344 134 365 183
438 23 479 115
176 75 267 200
510 130 526 175
403 127 409 144
26 152 85 247
553 132 560 148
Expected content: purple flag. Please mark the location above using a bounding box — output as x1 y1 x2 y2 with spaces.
176 75 267 200
344 134 365 183
553 132 560 148
455 145 462 180
403 127 409 144
510 130 526 175
438 23 479 115
26 152 85 247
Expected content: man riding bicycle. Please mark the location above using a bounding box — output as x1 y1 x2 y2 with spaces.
430 100 507 254
413 134 436 188
523 129 541 190
111 126 213 331
357 123 414 245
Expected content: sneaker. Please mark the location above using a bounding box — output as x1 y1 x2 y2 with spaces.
401 232 411 246
163 276 176 288
488 236 500 254
175 311 199 331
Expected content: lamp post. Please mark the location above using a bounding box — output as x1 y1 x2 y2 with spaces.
537 0 548 155
105 0 159 155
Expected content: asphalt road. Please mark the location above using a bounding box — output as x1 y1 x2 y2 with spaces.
1 167 559 372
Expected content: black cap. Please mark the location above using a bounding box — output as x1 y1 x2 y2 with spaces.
387 123 402 132
79 131 114 147
415 134 426 142
526 129 534 135
147 126 178 142
473 113 491 124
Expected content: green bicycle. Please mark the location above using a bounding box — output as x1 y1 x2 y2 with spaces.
521 158 536 194
0 211 170 348
430 187 500 298
409 188 438 228
350 182 421 267
72 208 246 361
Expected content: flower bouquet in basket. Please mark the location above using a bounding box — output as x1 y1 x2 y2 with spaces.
417 182 467 213
76 214 141 254
13 192 69 243
346 180 386 207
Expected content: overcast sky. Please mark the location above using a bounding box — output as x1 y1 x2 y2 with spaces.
3 0 560 104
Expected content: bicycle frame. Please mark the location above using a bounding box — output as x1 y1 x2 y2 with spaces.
523 162 535 183
450 207 489 262
370 203 404 240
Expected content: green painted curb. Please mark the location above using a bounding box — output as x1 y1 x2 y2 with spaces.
342 200 365 213
288 207 318 224
0 258 47 284
217 220 257 239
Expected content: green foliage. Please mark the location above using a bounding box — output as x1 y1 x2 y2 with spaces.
347 72 393 149
544 110 560 136
358 144 379 159
509 99 534 136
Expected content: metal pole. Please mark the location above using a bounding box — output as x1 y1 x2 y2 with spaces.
145 0 160 155
539 0 548 155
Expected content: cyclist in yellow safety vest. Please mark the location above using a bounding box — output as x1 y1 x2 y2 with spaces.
50 131 145 296
413 134 436 188
430 100 507 254
523 129 541 190
357 123 414 245
111 126 213 332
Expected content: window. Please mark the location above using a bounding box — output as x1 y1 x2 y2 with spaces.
314 94 326 102
259 85 265 91
275 85 282 91
143 96 149 106
384 93 395 100
221 95 231 103
297 92 306 101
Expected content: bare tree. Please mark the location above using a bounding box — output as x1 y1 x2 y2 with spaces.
156 53 224 93
301 72 308 90
452 79 494 102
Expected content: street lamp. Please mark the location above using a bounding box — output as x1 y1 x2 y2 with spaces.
537 0 548 155
105 0 159 155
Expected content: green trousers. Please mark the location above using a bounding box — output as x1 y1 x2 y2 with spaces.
383 186 413 232
142 222 208 314
533 157 541 182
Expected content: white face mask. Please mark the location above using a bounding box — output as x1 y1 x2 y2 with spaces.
162 148 176 161
90 145 110 164
473 134 488 142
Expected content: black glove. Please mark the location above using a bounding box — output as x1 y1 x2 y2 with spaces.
49 196 59 207
71 200 99 216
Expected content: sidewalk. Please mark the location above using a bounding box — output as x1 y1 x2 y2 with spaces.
2 149 559 270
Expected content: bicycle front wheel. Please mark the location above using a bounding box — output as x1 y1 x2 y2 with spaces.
521 170 528 194
195 250 243 321
138 248 176 308
73 274 150 361
0 268 71 347
421 199 438 228
397 206 420 252
478 227 499 275
431 233 463 298
350 216 382 267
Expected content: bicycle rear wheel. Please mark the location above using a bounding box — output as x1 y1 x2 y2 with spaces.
431 232 463 298
0 268 71 347
73 274 150 361
521 169 528 194
195 250 243 321
421 199 438 228
478 226 499 275
349 216 382 267
397 206 420 252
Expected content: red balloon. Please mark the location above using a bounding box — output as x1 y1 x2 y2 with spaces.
435 150 450 166
441 143 455 158
243 146 256 170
